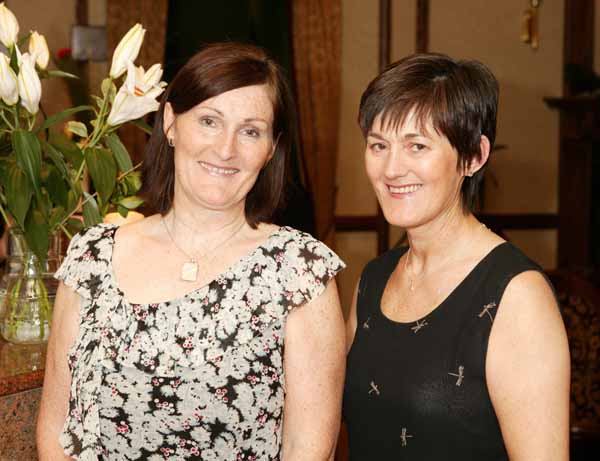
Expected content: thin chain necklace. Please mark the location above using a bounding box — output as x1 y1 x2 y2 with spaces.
162 214 246 282
404 247 424 292
404 222 489 292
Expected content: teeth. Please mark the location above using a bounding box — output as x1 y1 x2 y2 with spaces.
200 162 237 175
389 184 422 194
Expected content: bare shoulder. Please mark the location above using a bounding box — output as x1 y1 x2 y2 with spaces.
113 214 162 254
489 269 564 355
496 270 558 323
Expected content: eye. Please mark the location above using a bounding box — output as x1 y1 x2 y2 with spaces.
241 127 260 138
199 116 217 127
369 142 387 152
409 143 427 152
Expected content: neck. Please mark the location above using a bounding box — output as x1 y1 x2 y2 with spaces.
165 200 248 249
405 200 480 273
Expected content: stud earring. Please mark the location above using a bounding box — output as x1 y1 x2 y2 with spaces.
168 138 174 147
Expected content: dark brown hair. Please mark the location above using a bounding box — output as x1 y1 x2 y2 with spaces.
358 53 499 211
141 42 296 227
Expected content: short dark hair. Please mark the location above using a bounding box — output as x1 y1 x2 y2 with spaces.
141 42 296 227
358 53 499 211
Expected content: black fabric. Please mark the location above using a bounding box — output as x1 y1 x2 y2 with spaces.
343 242 543 460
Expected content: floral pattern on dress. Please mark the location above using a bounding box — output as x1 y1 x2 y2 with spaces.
54 223 345 460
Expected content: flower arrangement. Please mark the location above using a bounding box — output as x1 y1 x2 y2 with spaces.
0 2 165 342
0 3 165 260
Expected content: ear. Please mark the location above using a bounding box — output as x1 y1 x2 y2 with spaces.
163 102 175 140
466 134 491 176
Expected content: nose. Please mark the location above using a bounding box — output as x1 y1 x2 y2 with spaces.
383 146 408 179
214 129 237 161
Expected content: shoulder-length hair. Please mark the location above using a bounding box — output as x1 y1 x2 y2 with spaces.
141 42 296 227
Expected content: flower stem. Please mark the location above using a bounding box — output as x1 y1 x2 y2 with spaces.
0 111 14 130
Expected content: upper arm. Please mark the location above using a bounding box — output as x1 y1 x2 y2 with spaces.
36 281 81 459
282 279 346 460
487 270 570 461
345 280 359 354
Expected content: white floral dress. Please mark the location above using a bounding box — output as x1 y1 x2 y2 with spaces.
54 223 345 461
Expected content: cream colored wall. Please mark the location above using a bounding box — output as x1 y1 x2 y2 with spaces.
428 0 562 269
335 0 563 312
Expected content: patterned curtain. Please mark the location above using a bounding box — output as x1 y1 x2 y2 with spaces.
291 0 342 246
106 0 169 164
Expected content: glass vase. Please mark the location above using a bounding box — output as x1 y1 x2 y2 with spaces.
0 229 61 344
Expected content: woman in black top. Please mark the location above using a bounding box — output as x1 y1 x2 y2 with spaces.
343 53 570 460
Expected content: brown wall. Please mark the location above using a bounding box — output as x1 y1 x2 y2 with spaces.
335 0 563 313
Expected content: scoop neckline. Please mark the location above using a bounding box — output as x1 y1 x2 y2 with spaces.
106 223 289 306
377 241 510 327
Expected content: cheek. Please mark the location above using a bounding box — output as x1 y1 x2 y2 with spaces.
364 152 383 181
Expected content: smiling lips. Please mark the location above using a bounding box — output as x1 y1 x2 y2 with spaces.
387 183 423 195
199 161 239 176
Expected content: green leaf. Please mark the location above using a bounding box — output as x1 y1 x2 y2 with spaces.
85 147 117 206
44 165 69 208
49 133 84 170
37 105 94 133
65 217 84 236
12 129 42 195
66 121 88 138
101 78 117 101
105 133 133 172
49 206 67 229
24 209 50 262
66 189 80 213
118 195 144 210
46 69 79 79
6 164 33 228
42 141 69 179
82 192 102 227
131 118 153 135
122 172 142 195
117 204 129 218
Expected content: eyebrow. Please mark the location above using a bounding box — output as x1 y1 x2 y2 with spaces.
367 131 424 140
199 106 270 125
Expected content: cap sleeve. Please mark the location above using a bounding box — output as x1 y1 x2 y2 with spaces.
278 230 345 310
54 224 114 299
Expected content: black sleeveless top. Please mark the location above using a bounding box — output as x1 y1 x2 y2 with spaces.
342 242 543 460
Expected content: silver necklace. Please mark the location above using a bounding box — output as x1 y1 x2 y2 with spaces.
162 215 246 282
405 248 425 292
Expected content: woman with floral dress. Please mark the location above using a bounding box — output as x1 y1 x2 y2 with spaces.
37 42 346 461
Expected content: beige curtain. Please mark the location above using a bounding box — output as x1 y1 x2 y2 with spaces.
291 0 342 246
106 0 168 164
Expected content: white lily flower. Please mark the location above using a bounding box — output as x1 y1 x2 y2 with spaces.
0 3 19 48
0 53 18 105
29 31 49 70
107 61 166 126
17 53 42 114
109 23 145 79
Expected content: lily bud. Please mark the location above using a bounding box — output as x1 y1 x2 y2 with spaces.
107 61 165 126
109 23 145 79
0 53 18 105
0 3 19 48
29 31 49 70
17 53 42 115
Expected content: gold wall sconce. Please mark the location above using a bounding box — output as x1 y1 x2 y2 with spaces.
521 0 541 49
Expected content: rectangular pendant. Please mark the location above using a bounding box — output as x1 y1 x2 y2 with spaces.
181 261 198 282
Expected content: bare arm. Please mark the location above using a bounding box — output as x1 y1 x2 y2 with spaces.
281 280 346 461
487 271 570 461
36 282 80 460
